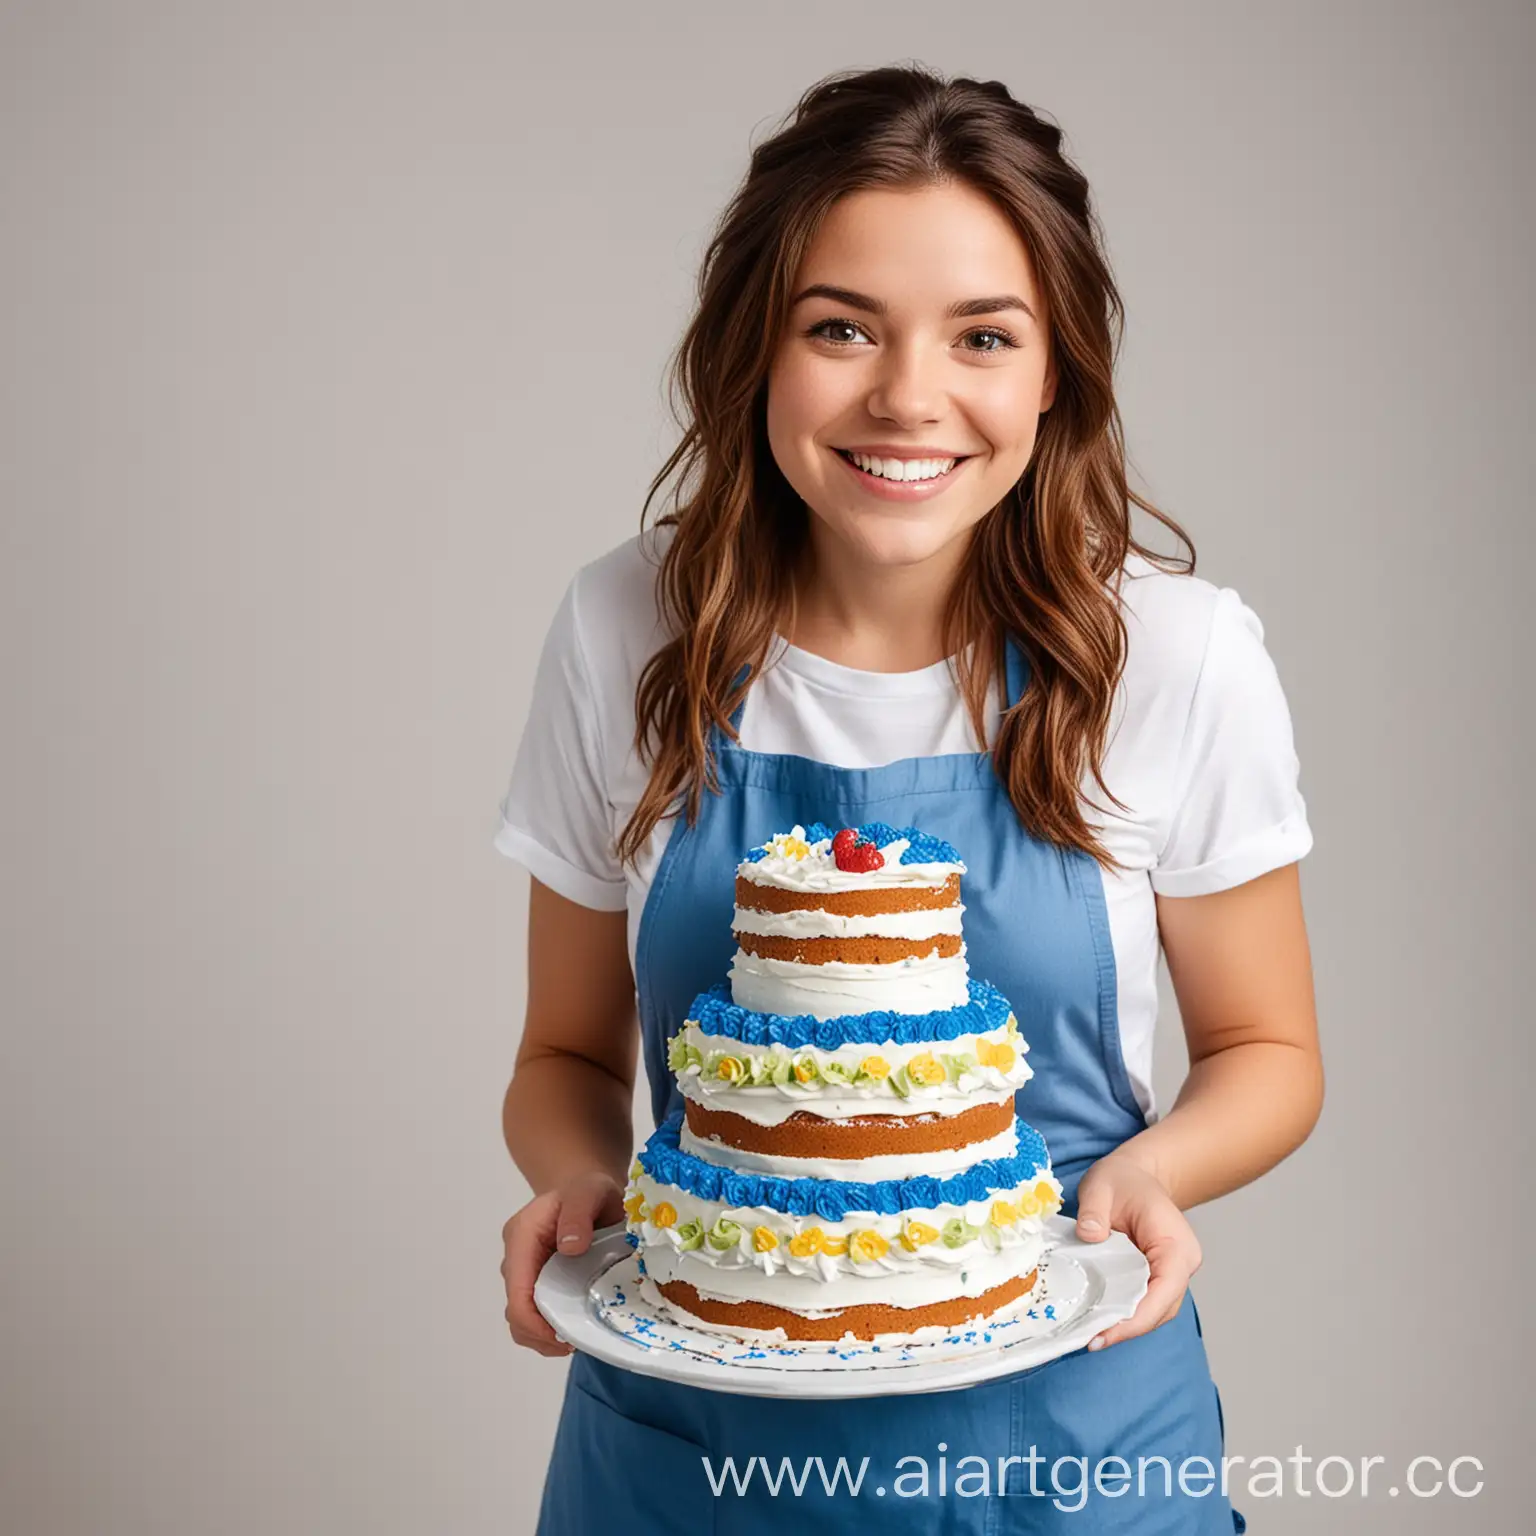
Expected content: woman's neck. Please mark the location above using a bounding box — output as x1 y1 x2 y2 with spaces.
784 529 971 673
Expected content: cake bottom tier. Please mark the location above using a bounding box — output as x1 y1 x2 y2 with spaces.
653 1267 1038 1342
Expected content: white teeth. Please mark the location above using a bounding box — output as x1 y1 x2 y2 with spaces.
847 451 957 482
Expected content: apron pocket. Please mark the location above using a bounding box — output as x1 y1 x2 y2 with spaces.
539 1374 718 1536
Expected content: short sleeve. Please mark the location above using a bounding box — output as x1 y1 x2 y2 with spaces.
1149 586 1313 897
492 574 629 911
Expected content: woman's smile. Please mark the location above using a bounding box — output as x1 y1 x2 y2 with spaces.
830 446 975 502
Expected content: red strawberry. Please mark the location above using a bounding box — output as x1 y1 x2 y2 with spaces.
841 841 885 873
832 827 885 872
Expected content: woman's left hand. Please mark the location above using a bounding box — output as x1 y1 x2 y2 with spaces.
1073 1151 1202 1351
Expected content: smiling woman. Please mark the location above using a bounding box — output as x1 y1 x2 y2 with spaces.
616 83 1194 867
497 61 1316 1536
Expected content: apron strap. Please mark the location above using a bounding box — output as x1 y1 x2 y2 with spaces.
722 660 752 742
1003 631 1031 711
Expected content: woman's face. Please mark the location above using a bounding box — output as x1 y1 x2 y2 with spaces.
766 182 1056 574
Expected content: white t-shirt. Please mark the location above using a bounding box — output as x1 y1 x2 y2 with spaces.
493 525 1313 1124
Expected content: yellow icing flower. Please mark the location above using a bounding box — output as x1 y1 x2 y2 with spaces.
820 1233 849 1257
712 1055 747 1084
766 830 810 860
788 1227 825 1258
1005 1012 1020 1038
650 1201 677 1228
900 1220 939 1251
1033 1179 1059 1210
975 1036 1017 1072
1017 1192 1043 1219
623 1192 647 1222
905 1052 946 1087
990 1200 1019 1228
752 1225 779 1252
850 1229 890 1263
858 1054 891 1080
629 1158 644 1179
792 1055 818 1084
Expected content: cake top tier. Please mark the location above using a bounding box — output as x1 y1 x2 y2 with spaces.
739 822 965 894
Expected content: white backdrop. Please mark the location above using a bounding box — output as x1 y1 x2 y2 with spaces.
1 2 1529 1531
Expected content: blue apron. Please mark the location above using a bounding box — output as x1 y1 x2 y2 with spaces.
537 638 1246 1534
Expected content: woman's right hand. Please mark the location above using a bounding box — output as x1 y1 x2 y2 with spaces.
501 1169 626 1356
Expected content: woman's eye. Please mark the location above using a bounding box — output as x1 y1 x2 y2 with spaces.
807 318 871 346
962 327 1020 353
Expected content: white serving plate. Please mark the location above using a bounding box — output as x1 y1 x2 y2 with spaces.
533 1216 1149 1399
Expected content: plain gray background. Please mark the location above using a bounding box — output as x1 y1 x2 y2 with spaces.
1 1 1530 1531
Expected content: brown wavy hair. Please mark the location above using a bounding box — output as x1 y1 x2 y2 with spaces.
615 63 1194 872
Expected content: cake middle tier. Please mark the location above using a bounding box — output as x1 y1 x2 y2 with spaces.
669 977 1033 1173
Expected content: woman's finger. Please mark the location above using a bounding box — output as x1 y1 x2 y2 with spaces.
1074 1167 1116 1243
502 1200 572 1355
554 1171 624 1255
1089 1232 1198 1350
1089 1270 1188 1350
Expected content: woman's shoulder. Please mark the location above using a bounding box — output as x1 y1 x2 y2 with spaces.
567 521 668 614
494 528 670 904
559 524 671 670
1116 549 1226 679
1112 548 1283 715
1105 554 1310 888
538 528 674 775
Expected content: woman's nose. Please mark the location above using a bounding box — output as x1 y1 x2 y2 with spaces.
865 340 946 427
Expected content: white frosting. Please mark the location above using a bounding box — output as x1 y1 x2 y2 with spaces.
640 1228 1046 1313
739 828 965 893
731 902 965 941
639 1269 1042 1349
729 947 971 1019
679 1120 1020 1179
679 1078 1021 1127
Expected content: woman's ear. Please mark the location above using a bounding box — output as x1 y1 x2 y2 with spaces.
1039 353 1058 415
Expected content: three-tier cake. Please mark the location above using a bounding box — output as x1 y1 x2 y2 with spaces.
622 822 1063 1347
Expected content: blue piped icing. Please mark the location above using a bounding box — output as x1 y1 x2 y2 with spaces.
685 976 1014 1046
743 821 961 866
637 1111 1049 1217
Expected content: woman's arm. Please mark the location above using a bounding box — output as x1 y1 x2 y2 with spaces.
1074 860 1322 1349
503 875 638 1193
1114 860 1324 1209
501 875 638 1355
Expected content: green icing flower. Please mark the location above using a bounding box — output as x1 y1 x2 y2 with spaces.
770 1055 794 1087
706 1216 743 1251
747 1053 776 1086
888 1065 912 1099
668 1033 704 1071
942 1051 978 1083
674 1217 705 1251
941 1217 983 1249
819 1059 852 1086
706 1051 748 1084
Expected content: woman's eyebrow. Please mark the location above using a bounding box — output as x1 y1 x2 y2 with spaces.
790 283 1035 322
